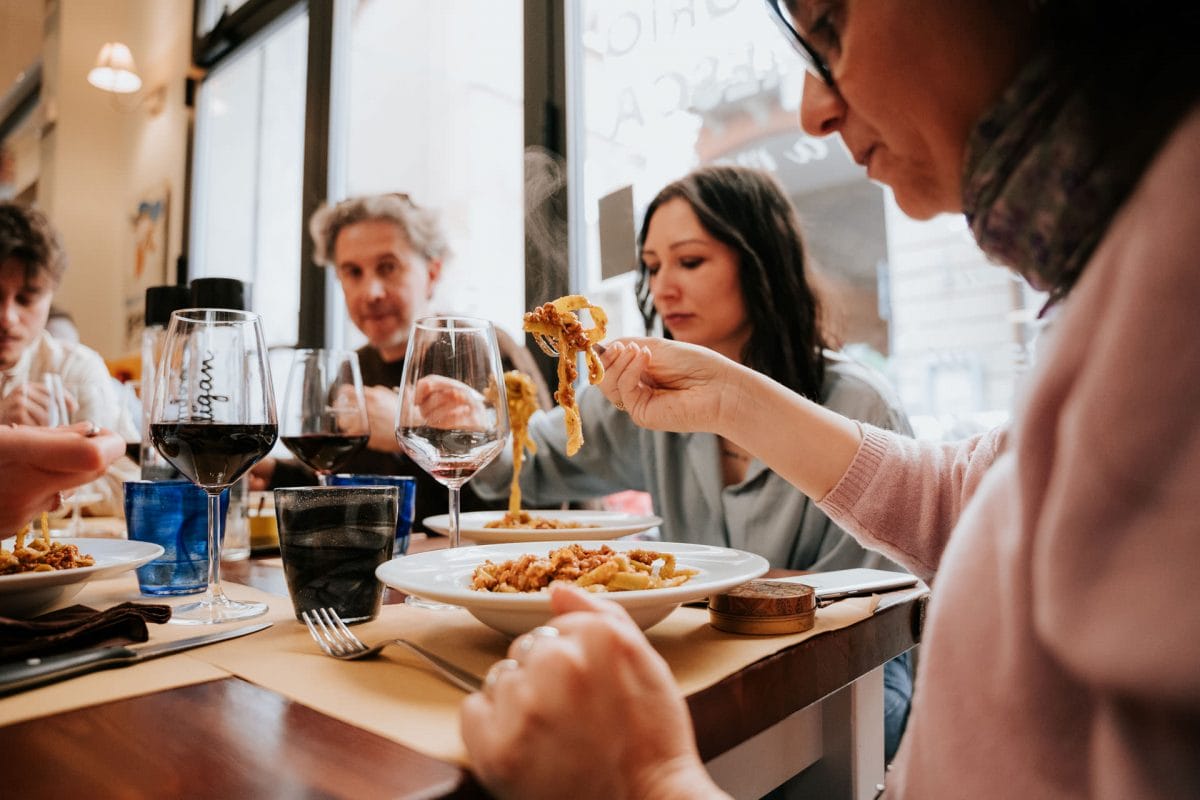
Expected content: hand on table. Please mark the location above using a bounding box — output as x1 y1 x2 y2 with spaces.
248 457 276 491
461 584 726 800
363 385 403 452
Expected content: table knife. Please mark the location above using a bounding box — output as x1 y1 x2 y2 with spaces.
0 622 271 696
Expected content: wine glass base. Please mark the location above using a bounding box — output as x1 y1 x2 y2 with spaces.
170 596 269 625
404 595 460 611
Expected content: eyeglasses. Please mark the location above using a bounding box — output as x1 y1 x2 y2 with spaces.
763 0 836 87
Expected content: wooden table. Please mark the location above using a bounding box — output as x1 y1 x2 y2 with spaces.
0 536 925 799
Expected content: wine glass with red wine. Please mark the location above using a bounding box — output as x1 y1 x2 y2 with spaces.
397 317 509 607
280 348 370 484
149 308 278 624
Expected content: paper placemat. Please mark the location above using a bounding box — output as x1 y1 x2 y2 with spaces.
0 575 291 727
1 572 881 766
198 595 879 766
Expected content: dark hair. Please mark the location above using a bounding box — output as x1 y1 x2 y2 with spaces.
309 192 452 267
1037 0 1199 119
0 202 67 284
636 165 830 401
1036 0 1200 188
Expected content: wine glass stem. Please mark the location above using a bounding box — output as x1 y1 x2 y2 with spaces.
69 495 81 535
448 486 461 549
205 489 227 602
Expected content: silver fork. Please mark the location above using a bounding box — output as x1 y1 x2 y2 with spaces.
301 608 482 693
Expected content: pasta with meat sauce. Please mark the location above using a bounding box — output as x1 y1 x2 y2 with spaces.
1 514 95 575
471 544 697 593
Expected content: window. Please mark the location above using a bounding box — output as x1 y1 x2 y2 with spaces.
190 7 307 349
572 0 1043 437
331 0 525 346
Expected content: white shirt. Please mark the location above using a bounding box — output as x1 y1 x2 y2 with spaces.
0 330 138 441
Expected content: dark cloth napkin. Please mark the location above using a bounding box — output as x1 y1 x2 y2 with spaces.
0 603 172 662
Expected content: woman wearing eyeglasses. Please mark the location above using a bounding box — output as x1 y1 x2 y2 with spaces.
462 1 1200 798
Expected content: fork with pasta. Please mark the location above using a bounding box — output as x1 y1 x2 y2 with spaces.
523 295 607 456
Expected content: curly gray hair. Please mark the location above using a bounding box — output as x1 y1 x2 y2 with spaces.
308 193 452 267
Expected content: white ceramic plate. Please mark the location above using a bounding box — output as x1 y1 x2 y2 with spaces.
0 537 164 619
422 510 664 545
376 540 768 636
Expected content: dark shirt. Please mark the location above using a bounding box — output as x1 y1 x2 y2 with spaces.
271 329 552 533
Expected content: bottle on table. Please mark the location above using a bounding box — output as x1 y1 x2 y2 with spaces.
187 276 256 561
140 284 191 481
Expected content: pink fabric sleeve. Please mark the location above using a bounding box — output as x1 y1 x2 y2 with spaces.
817 424 1005 580
1024 110 1200 710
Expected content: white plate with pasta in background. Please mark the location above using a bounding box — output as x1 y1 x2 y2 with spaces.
376 540 768 636
422 510 664 545
0 538 164 619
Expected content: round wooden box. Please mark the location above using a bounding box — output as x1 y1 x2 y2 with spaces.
708 580 816 635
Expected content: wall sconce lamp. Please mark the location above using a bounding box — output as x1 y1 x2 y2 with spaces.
87 42 142 94
86 42 166 115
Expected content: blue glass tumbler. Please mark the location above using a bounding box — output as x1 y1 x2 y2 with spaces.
326 474 416 555
124 480 229 596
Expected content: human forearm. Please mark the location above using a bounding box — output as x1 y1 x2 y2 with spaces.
717 364 863 502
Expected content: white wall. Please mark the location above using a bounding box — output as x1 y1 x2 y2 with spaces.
38 0 192 360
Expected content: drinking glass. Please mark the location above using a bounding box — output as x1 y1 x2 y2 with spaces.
149 309 278 624
279 348 370 484
396 316 509 607
41 373 71 427
39 374 87 535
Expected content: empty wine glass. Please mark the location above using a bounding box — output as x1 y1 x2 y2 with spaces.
39 374 85 535
41 373 71 427
149 309 278 624
280 348 370 484
396 316 509 608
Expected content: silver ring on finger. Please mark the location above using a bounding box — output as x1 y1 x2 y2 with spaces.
483 658 520 696
512 624 560 659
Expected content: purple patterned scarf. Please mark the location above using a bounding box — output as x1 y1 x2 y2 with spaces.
961 53 1137 308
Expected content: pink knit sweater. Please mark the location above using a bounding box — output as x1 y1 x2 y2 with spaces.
819 107 1200 799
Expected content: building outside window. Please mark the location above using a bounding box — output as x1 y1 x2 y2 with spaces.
572 0 1043 438
332 0 525 347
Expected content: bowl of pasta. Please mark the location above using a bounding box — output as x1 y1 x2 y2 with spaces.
0 536 164 618
375 540 769 636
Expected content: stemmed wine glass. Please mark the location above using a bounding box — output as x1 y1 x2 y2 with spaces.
280 348 370 484
35 374 78 535
396 316 509 607
149 309 278 624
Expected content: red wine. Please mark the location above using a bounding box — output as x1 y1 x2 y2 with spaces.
281 433 369 474
150 422 278 488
